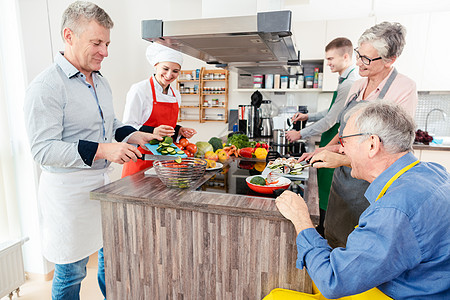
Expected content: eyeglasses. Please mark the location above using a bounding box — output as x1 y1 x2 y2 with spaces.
354 48 382 66
338 133 372 146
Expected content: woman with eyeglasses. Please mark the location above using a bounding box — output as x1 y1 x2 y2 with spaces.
301 22 418 248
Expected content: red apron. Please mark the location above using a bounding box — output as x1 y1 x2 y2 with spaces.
121 77 179 177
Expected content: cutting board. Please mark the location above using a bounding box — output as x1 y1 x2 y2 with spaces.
145 143 187 158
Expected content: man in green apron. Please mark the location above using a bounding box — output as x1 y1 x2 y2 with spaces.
287 37 359 235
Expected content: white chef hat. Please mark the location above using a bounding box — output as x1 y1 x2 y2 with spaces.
146 43 183 67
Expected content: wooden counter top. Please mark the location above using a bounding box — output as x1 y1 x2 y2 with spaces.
91 162 319 223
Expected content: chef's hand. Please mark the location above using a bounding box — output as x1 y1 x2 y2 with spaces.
311 150 351 169
275 190 314 235
154 125 175 137
286 130 301 142
128 131 163 152
95 142 143 164
180 127 197 139
292 112 308 123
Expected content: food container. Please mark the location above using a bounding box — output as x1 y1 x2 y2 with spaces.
246 175 291 194
154 158 207 188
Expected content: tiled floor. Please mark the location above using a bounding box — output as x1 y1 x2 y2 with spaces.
2 253 103 300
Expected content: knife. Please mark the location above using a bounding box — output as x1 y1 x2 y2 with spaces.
137 154 181 161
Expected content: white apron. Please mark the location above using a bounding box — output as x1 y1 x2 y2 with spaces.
38 168 109 264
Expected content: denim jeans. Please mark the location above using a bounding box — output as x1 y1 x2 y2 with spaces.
52 248 106 300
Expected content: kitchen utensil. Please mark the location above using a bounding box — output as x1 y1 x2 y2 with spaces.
153 158 207 188
245 175 291 194
138 154 184 161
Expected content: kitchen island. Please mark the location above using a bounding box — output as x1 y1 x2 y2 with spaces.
91 159 318 299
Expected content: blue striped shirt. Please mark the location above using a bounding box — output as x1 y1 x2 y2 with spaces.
24 52 135 172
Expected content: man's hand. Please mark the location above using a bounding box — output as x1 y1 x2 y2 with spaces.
286 130 301 142
292 112 308 123
297 147 326 163
95 142 142 164
179 127 197 139
154 125 175 137
311 150 351 169
128 131 163 151
275 190 314 235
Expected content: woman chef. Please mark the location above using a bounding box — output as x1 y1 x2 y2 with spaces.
122 43 197 177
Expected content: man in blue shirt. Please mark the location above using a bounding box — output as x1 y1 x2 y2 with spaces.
276 101 450 299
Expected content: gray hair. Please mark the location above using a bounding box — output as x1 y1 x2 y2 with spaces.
61 1 113 40
358 22 406 60
345 100 415 154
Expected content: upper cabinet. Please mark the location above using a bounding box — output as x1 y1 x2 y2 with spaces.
322 17 375 91
421 11 450 91
377 12 450 91
376 14 429 91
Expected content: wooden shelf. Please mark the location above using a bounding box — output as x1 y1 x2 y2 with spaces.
178 119 199 122
202 119 227 122
178 68 229 123
235 88 323 92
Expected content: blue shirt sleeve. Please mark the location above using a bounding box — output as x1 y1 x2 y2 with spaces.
297 207 421 299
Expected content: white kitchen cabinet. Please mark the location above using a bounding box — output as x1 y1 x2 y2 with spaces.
376 14 430 91
292 20 327 60
421 11 450 91
322 17 375 91
417 149 450 171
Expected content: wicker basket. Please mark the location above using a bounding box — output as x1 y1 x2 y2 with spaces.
153 157 207 188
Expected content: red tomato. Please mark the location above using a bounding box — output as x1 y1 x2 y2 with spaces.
174 142 183 150
185 143 197 154
179 138 189 148
185 150 194 157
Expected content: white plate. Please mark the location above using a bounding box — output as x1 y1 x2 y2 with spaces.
262 166 309 180
206 162 223 171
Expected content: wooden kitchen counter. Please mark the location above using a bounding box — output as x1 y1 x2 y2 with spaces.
91 163 318 299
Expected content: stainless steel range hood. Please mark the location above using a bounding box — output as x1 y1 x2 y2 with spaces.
141 11 300 75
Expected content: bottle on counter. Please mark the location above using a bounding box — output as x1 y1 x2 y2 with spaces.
313 68 319 88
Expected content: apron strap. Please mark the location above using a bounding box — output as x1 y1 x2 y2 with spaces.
375 159 420 201
377 68 398 100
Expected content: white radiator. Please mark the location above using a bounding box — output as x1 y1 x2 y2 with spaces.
0 238 28 299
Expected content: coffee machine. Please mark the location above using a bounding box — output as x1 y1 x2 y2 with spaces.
258 100 273 137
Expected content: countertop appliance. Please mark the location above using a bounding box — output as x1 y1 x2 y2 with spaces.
141 11 300 75
238 105 255 138
259 100 274 137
